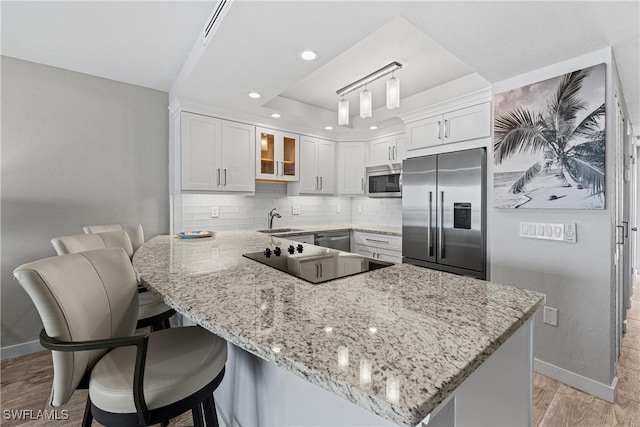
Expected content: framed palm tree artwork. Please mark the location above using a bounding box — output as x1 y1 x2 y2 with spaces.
493 63 605 209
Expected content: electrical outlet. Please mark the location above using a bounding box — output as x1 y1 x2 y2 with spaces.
543 306 558 327
292 205 300 215
211 206 219 218
357 205 362 214
336 204 342 213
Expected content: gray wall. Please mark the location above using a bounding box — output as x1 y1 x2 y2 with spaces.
488 49 615 386
1 57 169 348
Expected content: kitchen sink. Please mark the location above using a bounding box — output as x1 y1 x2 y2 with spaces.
256 228 303 234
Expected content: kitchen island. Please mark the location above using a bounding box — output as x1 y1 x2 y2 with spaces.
133 229 544 426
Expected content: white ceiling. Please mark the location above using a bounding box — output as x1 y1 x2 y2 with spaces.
2 1 639 136
1 1 215 91
279 18 474 112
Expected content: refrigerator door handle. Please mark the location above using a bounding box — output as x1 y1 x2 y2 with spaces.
439 191 445 258
427 191 432 257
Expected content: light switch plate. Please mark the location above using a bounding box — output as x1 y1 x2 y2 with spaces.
292 205 300 215
211 206 219 218
564 222 577 243
519 222 574 243
336 204 342 214
357 205 363 214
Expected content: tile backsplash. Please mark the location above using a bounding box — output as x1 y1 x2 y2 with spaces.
350 197 402 228
181 183 403 232
181 182 353 232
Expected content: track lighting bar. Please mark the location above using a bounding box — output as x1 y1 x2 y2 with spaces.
336 61 403 97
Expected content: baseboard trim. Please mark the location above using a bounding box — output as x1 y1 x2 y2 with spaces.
1 340 44 360
534 358 618 403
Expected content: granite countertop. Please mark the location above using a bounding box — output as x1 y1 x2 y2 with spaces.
259 223 402 237
133 230 544 426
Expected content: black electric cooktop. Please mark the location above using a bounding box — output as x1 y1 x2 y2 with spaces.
243 244 393 284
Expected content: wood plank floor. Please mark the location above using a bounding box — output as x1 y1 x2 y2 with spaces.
2 288 640 426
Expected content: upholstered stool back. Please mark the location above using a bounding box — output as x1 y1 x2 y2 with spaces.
83 224 144 253
51 231 133 258
13 248 139 406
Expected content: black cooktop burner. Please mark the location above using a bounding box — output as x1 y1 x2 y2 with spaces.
243 244 393 284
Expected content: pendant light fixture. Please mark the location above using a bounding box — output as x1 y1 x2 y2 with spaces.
338 98 350 126
360 86 372 119
386 72 400 109
336 61 403 125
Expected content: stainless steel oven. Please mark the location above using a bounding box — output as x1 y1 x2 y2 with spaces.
366 164 402 198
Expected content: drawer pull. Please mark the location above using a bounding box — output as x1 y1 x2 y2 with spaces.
365 238 389 244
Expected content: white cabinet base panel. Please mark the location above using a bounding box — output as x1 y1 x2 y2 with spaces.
214 318 534 427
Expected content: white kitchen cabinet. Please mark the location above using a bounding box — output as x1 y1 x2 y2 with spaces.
354 245 402 263
298 136 335 194
298 257 336 281
220 121 257 192
256 127 299 182
367 134 405 166
406 102 491 151
181 112 255 192
353 232 402 263
338 141 366 195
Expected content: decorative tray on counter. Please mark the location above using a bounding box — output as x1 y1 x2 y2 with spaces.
177 230 215 239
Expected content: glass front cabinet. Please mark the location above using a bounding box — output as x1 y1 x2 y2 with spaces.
255 127 299 182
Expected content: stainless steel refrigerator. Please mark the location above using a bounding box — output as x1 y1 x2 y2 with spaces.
402 148 486 279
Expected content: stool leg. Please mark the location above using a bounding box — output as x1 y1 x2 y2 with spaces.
192 404 205 427
82 395 93 427
202 396 219 427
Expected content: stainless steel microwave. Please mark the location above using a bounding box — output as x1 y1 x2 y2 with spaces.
366 164 402 198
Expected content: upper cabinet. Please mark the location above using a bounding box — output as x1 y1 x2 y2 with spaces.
298 136 335 194
406 102 491 151
338 141 365 195
256 127 299 182
181 112 255 192
367 134 405 166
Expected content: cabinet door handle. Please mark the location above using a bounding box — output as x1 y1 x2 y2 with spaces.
320 176 323 190
315 263 319 278
281 161 284 176
315 176 318 190
388 147 392 160
444 119 449 138
437 121 442 139
224 169 227 186
361 177 364 191
319 263 323 277
217 169 221 186
393 146 397 160
275 162 279 176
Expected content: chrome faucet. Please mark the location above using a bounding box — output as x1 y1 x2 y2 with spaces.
268 208 281 230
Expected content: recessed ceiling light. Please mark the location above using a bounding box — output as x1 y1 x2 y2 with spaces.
300 50 318 61
271 113 282 118
248 92 261 99
369 125 379 130
325 126 334 130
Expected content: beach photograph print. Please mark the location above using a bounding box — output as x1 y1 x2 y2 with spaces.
493 64 606 209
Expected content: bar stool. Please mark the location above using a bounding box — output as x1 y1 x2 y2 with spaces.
13 247 226 427
51 231 175 331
